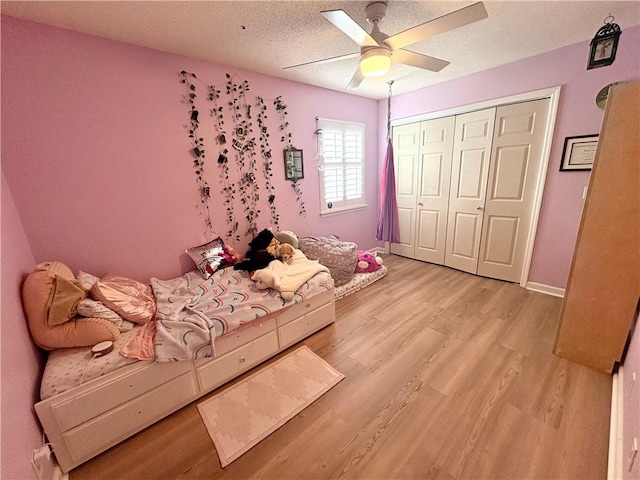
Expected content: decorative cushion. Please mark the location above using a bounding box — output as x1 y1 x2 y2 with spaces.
76 298 134 332
47 276 87 325
91 275 156 325
186 237 228 279
76 270 100 291
21 261 119 350
298 236 357 287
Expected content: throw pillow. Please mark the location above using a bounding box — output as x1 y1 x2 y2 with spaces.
186 237 228 279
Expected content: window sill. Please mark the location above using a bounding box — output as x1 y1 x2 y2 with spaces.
320 204 367 217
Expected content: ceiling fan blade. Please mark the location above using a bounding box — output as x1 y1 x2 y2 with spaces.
283 52 360 70
385 2 488 51
392 49 450 72
347 68 364 90
321 9 379 47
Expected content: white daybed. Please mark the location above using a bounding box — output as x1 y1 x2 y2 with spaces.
34 267 335 473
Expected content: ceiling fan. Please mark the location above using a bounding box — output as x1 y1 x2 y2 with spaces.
284 1 488 89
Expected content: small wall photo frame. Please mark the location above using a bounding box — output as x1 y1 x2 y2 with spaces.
560 134 599 171
284 147 304 181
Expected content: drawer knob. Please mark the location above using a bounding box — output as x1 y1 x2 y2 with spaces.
306 303 311 308
239 356 246 363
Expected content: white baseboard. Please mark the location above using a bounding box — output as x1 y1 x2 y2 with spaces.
608 366 624 480
525 281 565 298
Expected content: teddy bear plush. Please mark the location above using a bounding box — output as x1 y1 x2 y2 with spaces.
355 250 383 273
233 229 279 272
278 243 295 264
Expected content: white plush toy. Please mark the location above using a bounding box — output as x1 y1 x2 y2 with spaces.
251 269 295 301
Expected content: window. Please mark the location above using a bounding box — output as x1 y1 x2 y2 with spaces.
317 118 366 214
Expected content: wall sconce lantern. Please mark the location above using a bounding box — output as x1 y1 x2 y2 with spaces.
587 15 622 70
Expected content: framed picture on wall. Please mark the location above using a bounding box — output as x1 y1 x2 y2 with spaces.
283 148 304 181
560 134 599 171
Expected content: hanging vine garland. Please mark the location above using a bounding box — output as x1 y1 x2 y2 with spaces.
274 96 306 216
208 83 239 241
179 70 302 237
237 78 262 233
256 96 279 229
226 74 260 236
180 70 214 232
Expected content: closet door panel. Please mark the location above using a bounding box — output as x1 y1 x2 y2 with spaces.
477 99 550 282
415 116 455 264
445 108 496 274
390 123 420 258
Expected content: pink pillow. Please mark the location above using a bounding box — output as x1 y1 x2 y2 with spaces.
91 275 156 325
22 262 118 350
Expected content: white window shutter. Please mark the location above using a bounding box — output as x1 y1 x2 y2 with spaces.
317 118 365 213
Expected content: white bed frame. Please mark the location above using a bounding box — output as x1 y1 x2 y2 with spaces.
35 289 335 473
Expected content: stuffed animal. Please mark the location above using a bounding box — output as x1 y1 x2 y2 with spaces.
251 269 295 301
222 244 243 266
278 243 295 263
233 229 278 272
266 238 281 257
355 250 383 273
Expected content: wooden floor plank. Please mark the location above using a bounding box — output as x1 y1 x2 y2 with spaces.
70 254 612 480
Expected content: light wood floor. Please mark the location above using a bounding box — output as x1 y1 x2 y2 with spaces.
71 254 612 480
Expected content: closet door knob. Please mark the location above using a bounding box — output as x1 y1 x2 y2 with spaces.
418 202 424 206
476 206 484 211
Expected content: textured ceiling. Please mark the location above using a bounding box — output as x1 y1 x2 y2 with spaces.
2 1 639 99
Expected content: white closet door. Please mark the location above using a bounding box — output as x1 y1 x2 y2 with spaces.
414 116 455 264
477 98 551 282
444 108 496 274
390 122 421 258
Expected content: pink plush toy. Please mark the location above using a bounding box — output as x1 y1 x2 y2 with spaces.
355 250 383 273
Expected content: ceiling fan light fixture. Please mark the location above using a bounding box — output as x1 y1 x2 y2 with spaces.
360 48 391 77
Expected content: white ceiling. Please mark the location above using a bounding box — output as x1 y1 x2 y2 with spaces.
2 1 639 100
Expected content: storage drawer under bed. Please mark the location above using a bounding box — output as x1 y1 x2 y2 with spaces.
46 360 193 431
277 289 334 327
62 371 198 465
196 329 280 392
278 301 335 348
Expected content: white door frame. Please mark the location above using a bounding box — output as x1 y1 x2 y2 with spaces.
388 86 562 288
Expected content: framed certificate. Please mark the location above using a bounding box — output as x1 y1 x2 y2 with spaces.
560 135 599 171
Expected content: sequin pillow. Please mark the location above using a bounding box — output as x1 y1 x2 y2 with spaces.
186 238 228 279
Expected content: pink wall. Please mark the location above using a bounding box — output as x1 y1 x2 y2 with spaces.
380 25 640 289
1 15 380 283
1 174 44 480
1 15 380 477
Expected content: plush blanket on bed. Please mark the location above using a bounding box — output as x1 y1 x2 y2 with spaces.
252 249 330 300
121 267 333 362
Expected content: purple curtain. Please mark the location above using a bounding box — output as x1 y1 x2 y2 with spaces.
376 138 400 243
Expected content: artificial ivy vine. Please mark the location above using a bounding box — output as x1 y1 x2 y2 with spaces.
208 83 238 241
226 75 260 237
180 70 214 232
256 96 279 229
179 70 305 237
275 96 306 216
